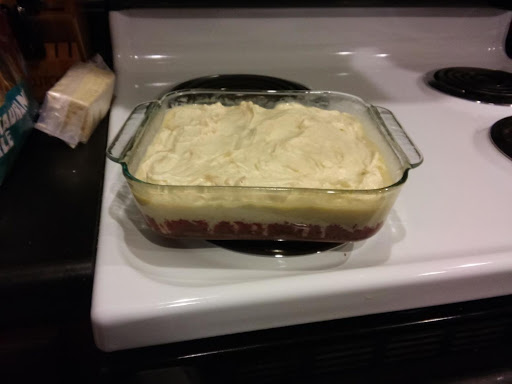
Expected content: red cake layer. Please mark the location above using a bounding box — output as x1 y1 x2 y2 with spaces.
144 216 382 242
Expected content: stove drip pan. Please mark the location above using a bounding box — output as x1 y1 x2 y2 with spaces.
490 116 512 160
171 74 309 92
427 67 512 105
209 240 345 256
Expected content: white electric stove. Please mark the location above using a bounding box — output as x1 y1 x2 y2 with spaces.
91 7 512 352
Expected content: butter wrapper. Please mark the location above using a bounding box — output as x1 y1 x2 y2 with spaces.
35 55 115 148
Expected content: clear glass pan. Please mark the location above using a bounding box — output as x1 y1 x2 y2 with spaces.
107 90 422 242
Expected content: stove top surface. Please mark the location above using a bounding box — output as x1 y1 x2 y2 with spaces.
92 7 512 352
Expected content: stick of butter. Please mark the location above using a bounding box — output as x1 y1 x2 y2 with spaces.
36 57 115 148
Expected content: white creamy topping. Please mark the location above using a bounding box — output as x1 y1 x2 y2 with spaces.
135 102 390 189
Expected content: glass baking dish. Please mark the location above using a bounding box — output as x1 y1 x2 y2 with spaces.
107 90 422 243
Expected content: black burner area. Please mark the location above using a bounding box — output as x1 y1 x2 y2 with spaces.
428 67 512 105
171 74 309 91
209 240 343 256
490 116 512 160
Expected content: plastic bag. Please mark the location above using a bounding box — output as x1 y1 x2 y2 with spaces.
0 8 36 185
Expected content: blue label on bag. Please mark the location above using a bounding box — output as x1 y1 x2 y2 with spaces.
0 83 33 184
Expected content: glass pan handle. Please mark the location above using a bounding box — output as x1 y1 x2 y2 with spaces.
106 101 155 163
374 106 423 168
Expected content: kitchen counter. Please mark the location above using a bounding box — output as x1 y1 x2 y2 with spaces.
0 117 107 382
0 120 107 325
